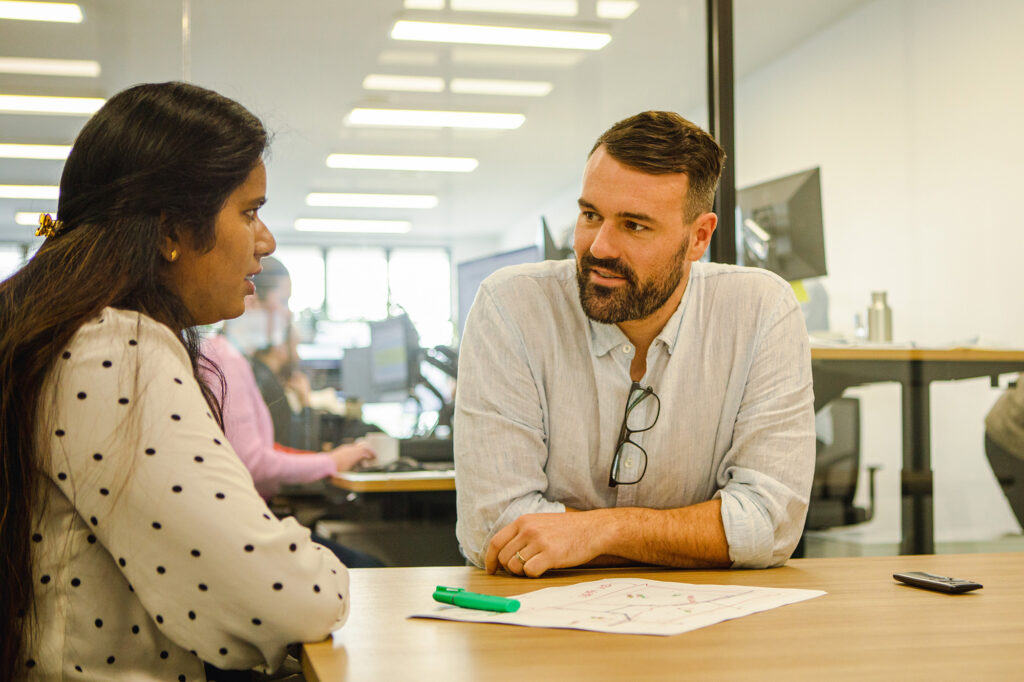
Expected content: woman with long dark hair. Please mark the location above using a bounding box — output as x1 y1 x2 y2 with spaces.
0 82 349 680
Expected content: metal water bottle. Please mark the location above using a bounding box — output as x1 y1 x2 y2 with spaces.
867 291 892 342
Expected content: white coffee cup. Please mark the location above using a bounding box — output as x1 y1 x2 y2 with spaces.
360 432 399 467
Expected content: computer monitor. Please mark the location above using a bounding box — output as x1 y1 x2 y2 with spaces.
456 245 541 340
736 167 826 281
541 216 574 260
340 346 374 401
368 314 420 398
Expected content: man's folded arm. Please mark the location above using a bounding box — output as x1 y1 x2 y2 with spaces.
715 288 816 567
454 285 562 568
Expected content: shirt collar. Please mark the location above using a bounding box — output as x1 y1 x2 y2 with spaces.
585 262 699 358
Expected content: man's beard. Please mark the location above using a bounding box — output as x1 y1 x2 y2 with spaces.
575 237 689 324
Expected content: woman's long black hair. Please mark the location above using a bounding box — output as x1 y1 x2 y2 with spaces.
0 81 268 677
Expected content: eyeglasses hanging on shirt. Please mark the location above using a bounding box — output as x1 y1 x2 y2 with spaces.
608 382 661 487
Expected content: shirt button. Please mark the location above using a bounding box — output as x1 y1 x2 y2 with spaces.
622 344 632 354
624 457 634 468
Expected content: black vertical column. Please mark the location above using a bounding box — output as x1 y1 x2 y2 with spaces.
707 0 737 264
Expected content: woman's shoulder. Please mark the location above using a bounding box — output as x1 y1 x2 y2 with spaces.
67 307 187 362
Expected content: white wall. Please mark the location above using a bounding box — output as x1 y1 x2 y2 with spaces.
736 0 1024 542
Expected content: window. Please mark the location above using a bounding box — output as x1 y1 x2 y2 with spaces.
0 246 24 282
388 248 452 347
325 248 389 321
274 246 326 313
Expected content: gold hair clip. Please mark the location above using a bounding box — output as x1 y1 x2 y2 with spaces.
36 213 64 238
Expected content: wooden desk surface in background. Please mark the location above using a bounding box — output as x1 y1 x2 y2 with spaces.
810 346 1024 362
303 552 1024 681
331 469 455 493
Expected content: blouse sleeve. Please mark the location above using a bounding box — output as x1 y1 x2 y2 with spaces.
42 311 348 671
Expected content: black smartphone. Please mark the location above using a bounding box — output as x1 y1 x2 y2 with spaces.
893 571 983 593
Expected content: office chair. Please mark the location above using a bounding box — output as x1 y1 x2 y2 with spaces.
793 398 880 557
805 397 879 529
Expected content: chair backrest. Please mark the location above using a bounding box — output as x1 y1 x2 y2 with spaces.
814 396 861 502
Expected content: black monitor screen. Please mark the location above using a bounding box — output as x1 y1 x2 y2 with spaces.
737 167 826 282
457 245 541 341
368 314 419 397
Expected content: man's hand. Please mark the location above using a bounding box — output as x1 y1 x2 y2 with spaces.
485 511 610 578
483 501 731 576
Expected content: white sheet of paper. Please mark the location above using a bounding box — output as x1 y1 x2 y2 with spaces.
411 578 825 636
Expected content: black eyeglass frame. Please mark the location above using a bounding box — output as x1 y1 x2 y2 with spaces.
608 381 660 488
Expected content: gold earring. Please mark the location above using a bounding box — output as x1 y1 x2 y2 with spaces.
169 249 179 262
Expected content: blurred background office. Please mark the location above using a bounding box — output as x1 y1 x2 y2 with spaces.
2 0 1023 556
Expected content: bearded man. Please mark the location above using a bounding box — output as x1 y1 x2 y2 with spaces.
454 111 815 577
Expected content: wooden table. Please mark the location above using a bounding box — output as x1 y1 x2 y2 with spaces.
810 347 1024 554
331 468 456 493
302 552 1024 681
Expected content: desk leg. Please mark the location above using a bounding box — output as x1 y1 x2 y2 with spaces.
900 367 934 555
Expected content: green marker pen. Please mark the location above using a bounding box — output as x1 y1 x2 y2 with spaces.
433 586 521 612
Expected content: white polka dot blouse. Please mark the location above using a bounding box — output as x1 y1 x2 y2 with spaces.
23 308 349 680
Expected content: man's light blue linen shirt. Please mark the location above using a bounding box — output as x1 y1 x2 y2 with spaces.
454 259 815 569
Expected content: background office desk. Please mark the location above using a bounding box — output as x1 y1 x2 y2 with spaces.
303 552 1023 681
324 470 460 566
810 348 1024 554
331 469 455 493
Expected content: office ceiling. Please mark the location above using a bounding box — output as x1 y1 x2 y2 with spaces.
0 0 867 247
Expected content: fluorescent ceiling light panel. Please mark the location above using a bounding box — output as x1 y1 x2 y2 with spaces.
347 107 524 130
391 20 610 50
0 94 104 115
326 153 478 172
0 1 82 22
452 46 584 68
450 0 577 16
15 211 46 225
306 192 439 209
0 143 71 159
0 184 59 199
596 0 639 19
0 57 100 77
295 219 412 234
450 78 552 97
363 74 445 93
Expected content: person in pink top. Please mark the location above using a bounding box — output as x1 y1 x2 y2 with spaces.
201 311 385 568
202 333 373 498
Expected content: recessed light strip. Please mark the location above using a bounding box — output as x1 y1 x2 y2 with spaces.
295 219 412 234
449 0 578 16
450 78 552 97
306 192 439 209
326 154 478 172
363 74 445 92
391 20 611 50
596 1 639 20
15 211 47 226
0 1 83 23
0 57 100 77
347 107 524 129
0 184 59 199
0 94 104 115
0 143 71 159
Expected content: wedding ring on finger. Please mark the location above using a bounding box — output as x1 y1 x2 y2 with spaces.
514 551 527 565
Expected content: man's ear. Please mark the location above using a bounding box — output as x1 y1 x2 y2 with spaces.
687 211 718 261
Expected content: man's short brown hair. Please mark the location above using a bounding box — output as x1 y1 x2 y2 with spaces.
590 111 725 223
